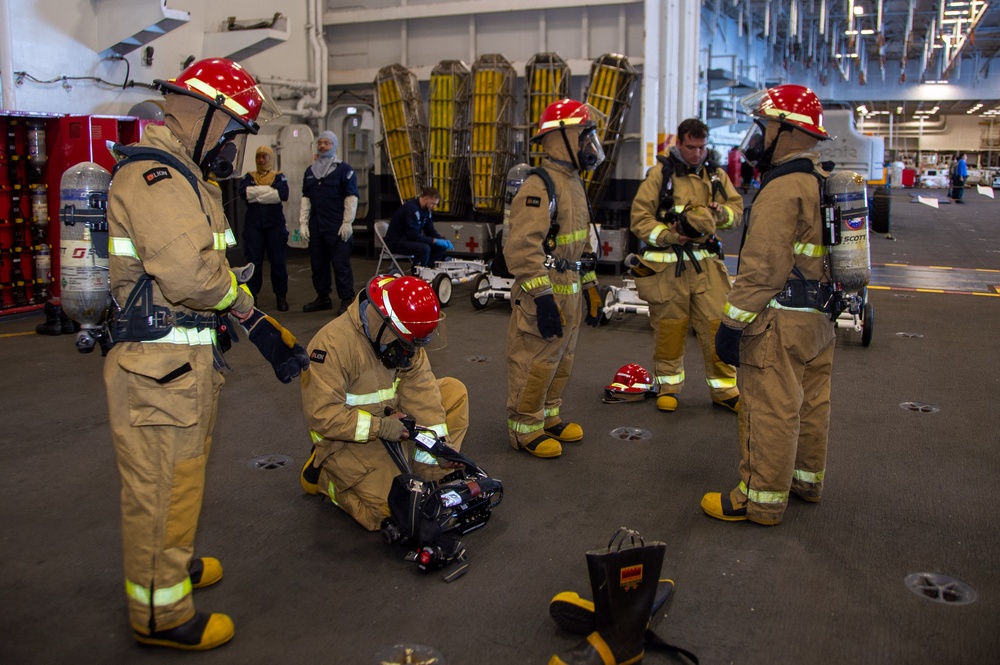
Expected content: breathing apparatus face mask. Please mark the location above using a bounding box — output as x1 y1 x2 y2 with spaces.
203 131 247 180
577 128 605 171
371 322 432 370
739 121 767 168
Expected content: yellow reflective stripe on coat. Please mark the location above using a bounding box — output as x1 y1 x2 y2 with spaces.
212 272 240 311
427 423 449 438
327 480 338 504
642 249 714 263
581 270 596 283
739 480 788 504
555 228 589 246
724 302 757 323
793 468 825 483
310 430 324 444
345 380 400 406
508 419 544 434
109 236 139 259
145 326 216 346
707 377 737 389
125 577 191 607
552 282 580 295
521 275 552 292
355 411 373 442
656 371 684 386
212 232 232 251
647 223 670 245
768 298 829 315
718 206 735 229
544 407 559 418
793 241 827 257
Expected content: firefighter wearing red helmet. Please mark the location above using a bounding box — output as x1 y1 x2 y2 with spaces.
299 275 470 531
504 98 605 458
104 57 305 650
704 83 837 526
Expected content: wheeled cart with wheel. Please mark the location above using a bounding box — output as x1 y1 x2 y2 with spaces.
599 277 649 322
834 286 874 347
414 259 489 307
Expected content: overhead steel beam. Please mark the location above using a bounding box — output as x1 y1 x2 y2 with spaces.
323 0 640 26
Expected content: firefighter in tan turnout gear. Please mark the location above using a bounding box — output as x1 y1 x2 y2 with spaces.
629 118 743 413
299 275 469 531
703 84 837 526
105 58 308 650
504 99 606 458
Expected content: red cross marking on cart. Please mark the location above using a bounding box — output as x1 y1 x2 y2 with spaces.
465 236 480 253
602 240 614 256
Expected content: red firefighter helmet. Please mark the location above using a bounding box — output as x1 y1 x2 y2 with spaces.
531 98 598 143
155 58 281 134
367 274 441 346
604 364 656 402
740 84 831 141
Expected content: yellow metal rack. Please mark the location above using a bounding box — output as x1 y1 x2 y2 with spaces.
582 53 638 209
524 52 571 168
428 61 471 217
469 54 516 215
374 64 426 203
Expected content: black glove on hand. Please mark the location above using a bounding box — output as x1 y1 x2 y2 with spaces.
241 309 311 383
583 286 603 327
534 293 564 340
715 323 743 368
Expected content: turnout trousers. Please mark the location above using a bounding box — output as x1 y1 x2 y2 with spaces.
729 307 836 524
314 377 470 531
634 258 738 401
505 289 583 448
104 342 224 634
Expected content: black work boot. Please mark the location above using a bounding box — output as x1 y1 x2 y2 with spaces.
302 295 333 312
35 301 63 335
276 295 289 312
549 529 666 665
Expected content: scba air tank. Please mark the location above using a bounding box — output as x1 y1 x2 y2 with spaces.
59 161 111 352
501 162 532 247
826 171 871 292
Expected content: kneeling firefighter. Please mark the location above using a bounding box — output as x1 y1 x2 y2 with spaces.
705 83 840 526
300 274 471 533
105 57 308 650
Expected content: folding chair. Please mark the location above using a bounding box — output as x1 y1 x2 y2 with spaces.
374 220 413 275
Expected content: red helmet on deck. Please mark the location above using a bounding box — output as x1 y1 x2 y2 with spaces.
741 84 831 140
367 274 441 347
604 364 656 402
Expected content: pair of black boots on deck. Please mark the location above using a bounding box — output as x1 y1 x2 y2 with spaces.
548 528 697 665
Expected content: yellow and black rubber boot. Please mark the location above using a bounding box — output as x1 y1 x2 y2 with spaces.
549 530 666 665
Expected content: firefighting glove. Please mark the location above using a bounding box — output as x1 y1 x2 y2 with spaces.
378 416 407 442
338 221 353 242
240 309 311 383
583 286 603 327
534 292 564 340
715 323 743 368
